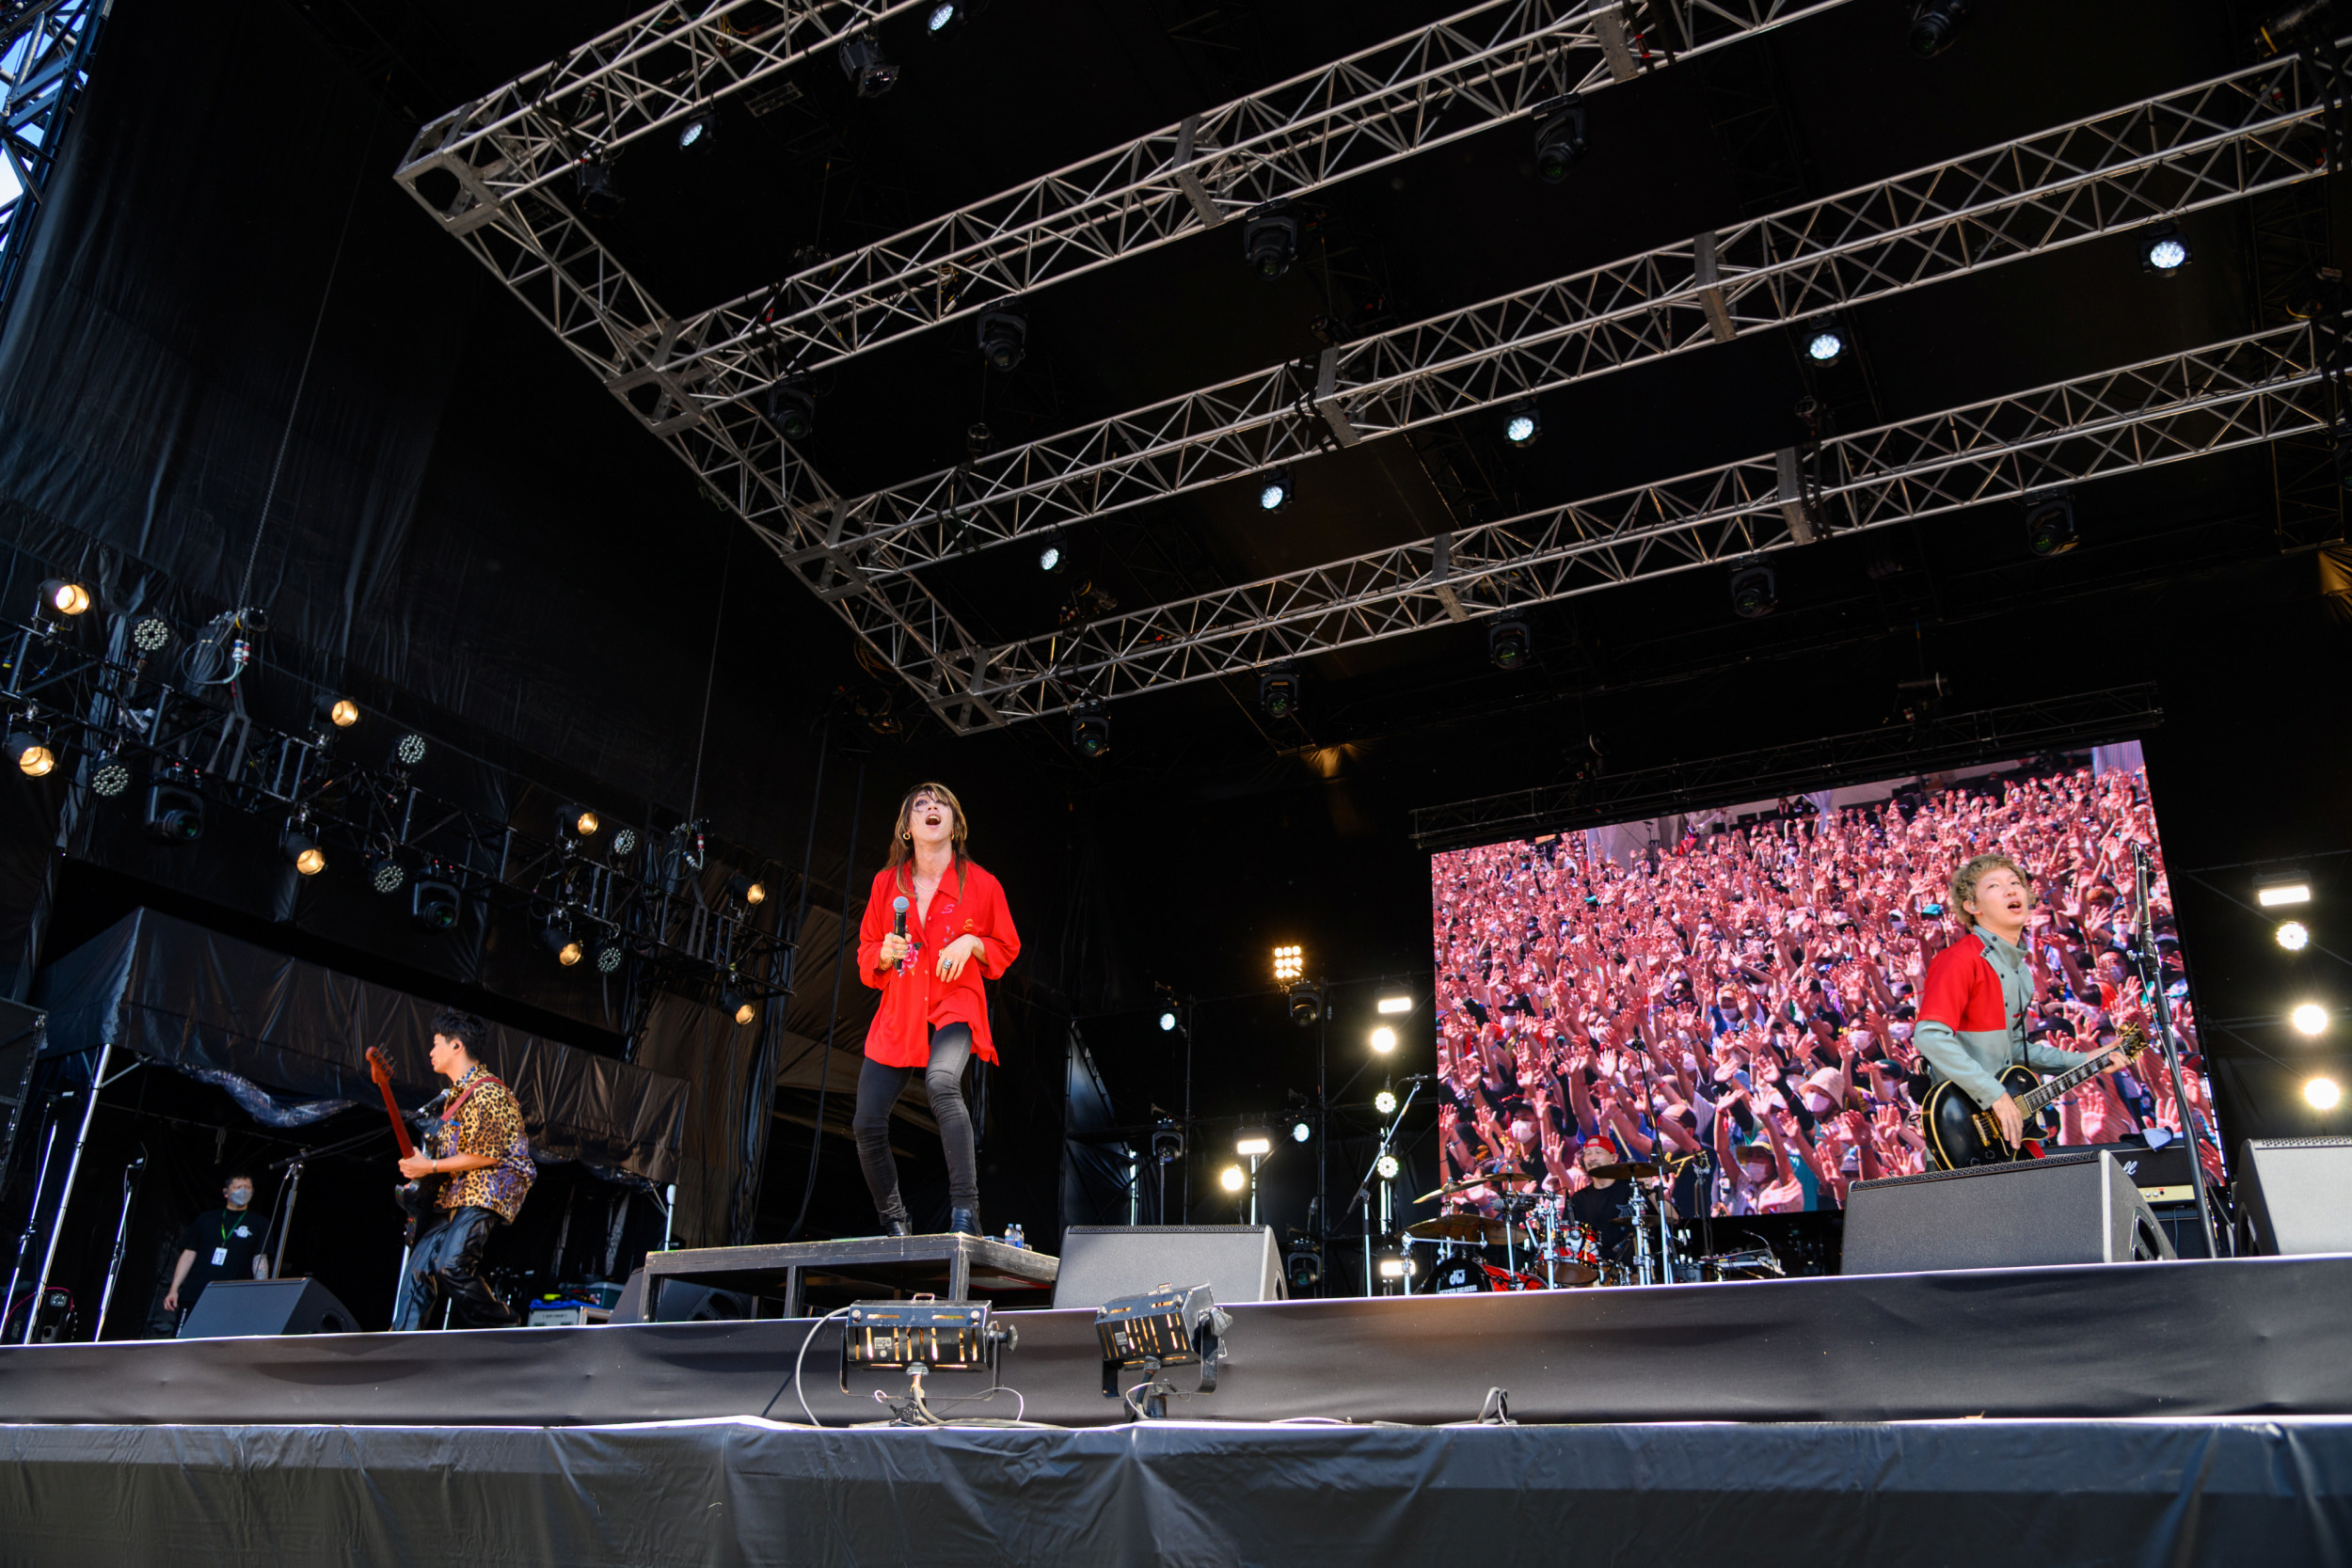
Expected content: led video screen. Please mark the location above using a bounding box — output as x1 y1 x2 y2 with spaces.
1428 745 2217 1218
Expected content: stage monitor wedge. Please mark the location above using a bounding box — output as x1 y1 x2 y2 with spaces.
2236 1138 2352 1256
1054 1225 1282 1309
1843 1151 2173 1275
177 1276 358 1338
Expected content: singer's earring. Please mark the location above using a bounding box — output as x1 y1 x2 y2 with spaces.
902 831 912 841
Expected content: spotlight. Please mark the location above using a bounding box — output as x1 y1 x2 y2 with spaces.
143 784 203 844
1235 1134 1272 1158
1219 1165 1246 1193
721 986 757 1025
767 375 815 440
1071 699 1111 759
1256 467 1294 513
37 579 89 617
611 827 639 857
2258 878 2313 908
1532 94 1586 182
677 108 719 153
1370 1026 1397 1054
1288 981 1321 1027
411 879 460 932
365 852 405 895
977 309 1027 372
2308 1076 2344 1111
1487 613 1530 670
1502 404 1540 446
130 615 172 654
2140 222 2189 277
2292 1003 2329 1037
1039 540 1066 573
544 925 584 967
926 1 962 32
1158 1009 1178 1032
1272 944 1304 982
2280 921 2312 952
1241 202 1298 281
565 804 601 838
5 729 54 778
1804 325 1844 366
594 936 627 974
1375 1089 1398 1116
393 733 428 768
574 159 623 218
727 874 768 906
1377 1255 1410 1278
1729 563 1778 619
2024 494 2078 557
1375 1153 1400 1180
1907 0 1972 56
89 759 131 798
313 694 360 730
838 34 898 96
281 824 326 877
1376 995 1411 1014
1258 662 1300 721
1291 1120 1311 1143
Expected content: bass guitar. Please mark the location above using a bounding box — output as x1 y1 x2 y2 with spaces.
365 1046 443 1245
1921 1022 2145 1171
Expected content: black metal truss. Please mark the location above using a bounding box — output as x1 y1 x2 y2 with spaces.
0 0 108 331
1408 683 2164 849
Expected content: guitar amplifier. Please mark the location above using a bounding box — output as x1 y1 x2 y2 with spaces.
1842 1150 2174 1275
2235 1138 2352 1256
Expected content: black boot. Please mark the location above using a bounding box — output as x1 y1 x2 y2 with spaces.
885 1216 914 1238
948 1206 980 1237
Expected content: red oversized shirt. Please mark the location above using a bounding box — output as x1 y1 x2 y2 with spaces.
856 859 1020 1068
1915 935 2012 1037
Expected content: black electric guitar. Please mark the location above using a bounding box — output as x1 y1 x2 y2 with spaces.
366 1046 442 1245
1921 1022 2146 1171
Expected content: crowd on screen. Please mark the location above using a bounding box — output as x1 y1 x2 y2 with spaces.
1428 762 2218 1218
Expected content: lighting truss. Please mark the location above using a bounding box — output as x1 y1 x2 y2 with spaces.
1408 684 2163 849
827 48 2340 578
0 615 793 994
651 0 1851 392
0 0 109 330
961 319 2331 721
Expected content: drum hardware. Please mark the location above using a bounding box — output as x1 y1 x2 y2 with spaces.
1411 1173 1538 1204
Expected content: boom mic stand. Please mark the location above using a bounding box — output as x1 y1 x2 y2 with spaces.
1346 1077 1426 1294
94 1152 146 1340
2131 843 2223 1258
2 1101 62 1338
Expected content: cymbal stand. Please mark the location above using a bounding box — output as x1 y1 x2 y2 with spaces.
1628 1180 1656 1287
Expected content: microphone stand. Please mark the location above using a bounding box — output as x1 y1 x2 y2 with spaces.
2 1102 62 1338
2132 844 2223 1258
1346 1078 1425 1294
94 1153 146 1340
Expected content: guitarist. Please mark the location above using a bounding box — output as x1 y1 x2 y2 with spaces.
390 1009 533 1330
1914 854 2133 1166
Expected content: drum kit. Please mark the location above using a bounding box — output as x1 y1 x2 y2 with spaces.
1400 1162 1781 1293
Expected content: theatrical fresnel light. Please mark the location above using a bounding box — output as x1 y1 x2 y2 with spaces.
544 925 584 967
313 694 361 731
728 874 768 906
280 823 325 877
6 728 55 778
37 578 89 618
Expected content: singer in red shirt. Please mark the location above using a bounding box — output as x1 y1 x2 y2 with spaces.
852 782 1020 1237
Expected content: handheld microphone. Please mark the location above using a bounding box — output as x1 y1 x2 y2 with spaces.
893 895 910 939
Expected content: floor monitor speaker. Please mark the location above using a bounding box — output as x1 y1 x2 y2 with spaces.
177 1276 358 1338
1053 1225 1283 1309
2235 1138 2352 1256
1842 1150 2173 1275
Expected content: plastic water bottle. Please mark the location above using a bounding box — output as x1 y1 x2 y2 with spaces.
1002 1223 1025 1249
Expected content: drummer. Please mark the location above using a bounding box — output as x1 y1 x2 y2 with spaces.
1567 1139 1677 1260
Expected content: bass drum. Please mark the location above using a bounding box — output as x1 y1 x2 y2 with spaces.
1422 1254 1492 1294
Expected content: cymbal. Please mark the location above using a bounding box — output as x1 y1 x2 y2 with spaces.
1405 1213 1516 1244
1584 1161 1658 1181
1411 1172 1539 1203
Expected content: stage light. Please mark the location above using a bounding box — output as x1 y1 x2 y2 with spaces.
1376 994 1411 1014
1071 699 1111 759
1158 1009 1178 1031
1219 1165 1246 1193
1259 663 1299 721
927 2 961 31
566 805 601 838
2258 879 2312 908
1288 982 1321 1027
727 874 768 905
2140 222 2189 277
544 925 584 967
1908 0 1971 56
1377 1256 1409 1278
1729 563 1777 619
1375 1089 1397 1116
131 615 172 654
765 376 816 445
841 1301 1014 1409
2308 1076 2343 1111
2024 494 2078 557
89 760 130 798
838 34 898 96
611 827 639 857
280 824 325 877
574 159 623 218
1532 94 1586 182
1236 1134 1272 1158
1487 613 1529 670
1804 325 1844 365
721 986 757 1025
366 852 405 895
677 108 718 153
143 784 203 844
1039 540 1065 573
1291 1121 1311 1143
1257 467 1294 513
1502 404 1540 446
977 309 1026 371
37 579 89 617
1273 944 1303 982
592 936 626 974
1241 203 1297 281
1370 1026 1397 1054
314 694 360 730
6 730 54 778
393 733 428 768
1375 1153 1400 1180
2280 921 2312 952
1094 1284 1228 1417
2292 1003 2329 1037
411 879 460 932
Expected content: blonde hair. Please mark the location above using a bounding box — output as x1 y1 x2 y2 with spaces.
1949 852 2030 928
885 782 971 896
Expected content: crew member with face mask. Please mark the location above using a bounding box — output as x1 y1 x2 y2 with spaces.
163 1172 268 1333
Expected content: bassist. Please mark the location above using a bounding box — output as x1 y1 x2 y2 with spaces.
1915 854 2132 1166
390 1010 533 1330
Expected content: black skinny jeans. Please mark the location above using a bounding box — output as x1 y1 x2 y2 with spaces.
852 1022 978 1222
